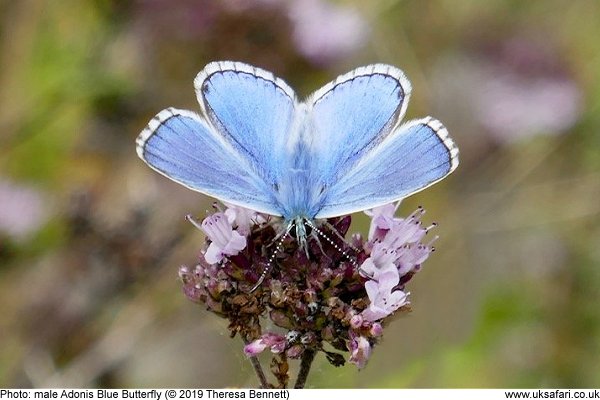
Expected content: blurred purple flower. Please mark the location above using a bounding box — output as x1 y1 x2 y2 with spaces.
135 0 368 67
200 212 246 264
432 36 582 144
477 71 581 142
0 179 49 241
287 0 369 66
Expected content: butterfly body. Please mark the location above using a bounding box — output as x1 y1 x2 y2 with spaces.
137 61 459 237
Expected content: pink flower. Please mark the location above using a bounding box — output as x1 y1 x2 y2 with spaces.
370 323 383 337
0 179 49 241
360 203 433 322
244 340 268 356
288 0 368 66
243 333 287 356
223 203 266 236
364 202 399 242
396 240 436 276
348 332 371 369
362 204 435 280
362 270 408 322
201 212 246 264
380 208 428 249
359 242 397 280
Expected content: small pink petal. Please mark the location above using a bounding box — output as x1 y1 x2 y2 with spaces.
348 334 371 369
204 243 223 264
370 323 383 337
244 340 268 356
365 202 398 241
350 314 363 329
223 203 266 236
200 212 247 264
362 304 390 322
377 270 400 292
223 229 247 255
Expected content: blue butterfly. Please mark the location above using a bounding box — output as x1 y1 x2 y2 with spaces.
136 61 459 244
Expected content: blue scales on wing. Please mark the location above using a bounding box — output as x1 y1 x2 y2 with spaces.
307 66 459 218
196 61 297 191
316 117 459 218
308 65 412 186
137 62 298 216
137 61 460 223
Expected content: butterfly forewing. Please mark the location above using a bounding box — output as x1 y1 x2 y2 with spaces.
136 108 283 216
195 61 297 187
307 65 412 185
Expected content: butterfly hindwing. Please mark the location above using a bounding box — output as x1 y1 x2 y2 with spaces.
316 117 459 218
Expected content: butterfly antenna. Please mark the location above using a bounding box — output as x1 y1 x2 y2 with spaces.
304 220 358 269
250 221 294 292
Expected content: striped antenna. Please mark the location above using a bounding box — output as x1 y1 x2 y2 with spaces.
250 221 294 292
304 219 358 269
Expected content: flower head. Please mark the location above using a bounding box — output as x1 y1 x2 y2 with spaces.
180 202 438 383
361 205 435 283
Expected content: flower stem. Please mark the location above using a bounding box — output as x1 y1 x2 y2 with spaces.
243 339 269 388
294 349 316 389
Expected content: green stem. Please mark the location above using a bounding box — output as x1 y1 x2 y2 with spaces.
294 349 316 389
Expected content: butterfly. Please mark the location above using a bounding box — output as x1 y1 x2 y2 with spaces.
136 61 459 246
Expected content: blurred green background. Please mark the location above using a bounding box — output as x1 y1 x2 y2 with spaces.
1 0 599 388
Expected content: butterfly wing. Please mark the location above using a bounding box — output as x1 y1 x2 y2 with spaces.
195 61 297 186
136 108 282 214
138 62 458 220
307 64 412 185
316 116 459 218
137 62 298 216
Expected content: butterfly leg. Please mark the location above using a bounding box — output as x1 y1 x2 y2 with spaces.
321 220 360 253
304 220 358 269
309 228 331 261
